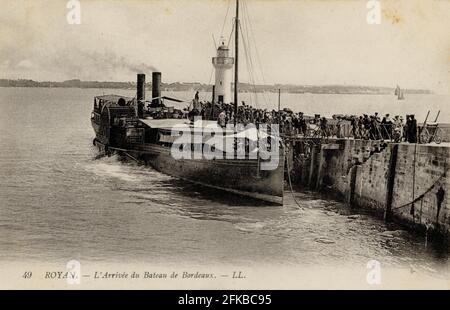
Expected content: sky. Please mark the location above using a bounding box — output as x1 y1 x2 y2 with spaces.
0 0 449 93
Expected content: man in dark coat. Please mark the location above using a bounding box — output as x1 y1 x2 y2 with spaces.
404 115 410 142
408 115 417 143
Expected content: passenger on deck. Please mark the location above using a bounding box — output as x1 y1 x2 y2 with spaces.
188 92 202 120
218 110 227 128
190 91 202 113
194 91 199 102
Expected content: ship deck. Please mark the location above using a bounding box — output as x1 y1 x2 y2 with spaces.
140 118 236 134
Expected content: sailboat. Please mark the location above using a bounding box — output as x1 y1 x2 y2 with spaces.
90 0 285 205
395 85 405 100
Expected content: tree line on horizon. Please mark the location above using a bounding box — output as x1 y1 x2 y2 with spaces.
0 78 431 95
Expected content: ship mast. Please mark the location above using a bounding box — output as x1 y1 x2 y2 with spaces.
233 0 239 125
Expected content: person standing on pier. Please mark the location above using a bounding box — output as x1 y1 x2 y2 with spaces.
362 115 370 139
369 116 378 140
408 115 418 143
374 112 381 123
399 116 405 141
320 117 328 138
404 115 410 142
358 116 364 139
299 112 307 136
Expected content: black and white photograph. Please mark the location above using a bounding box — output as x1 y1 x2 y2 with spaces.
0 0 449 291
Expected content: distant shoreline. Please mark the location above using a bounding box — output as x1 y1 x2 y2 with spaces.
0 79 432 95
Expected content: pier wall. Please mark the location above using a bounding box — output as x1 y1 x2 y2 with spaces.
292 139 450 238
389 144 449 234
438 123 450 142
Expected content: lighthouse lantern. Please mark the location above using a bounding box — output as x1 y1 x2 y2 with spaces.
212 42 234 104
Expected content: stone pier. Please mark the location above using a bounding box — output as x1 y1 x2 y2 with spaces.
289 138 450 239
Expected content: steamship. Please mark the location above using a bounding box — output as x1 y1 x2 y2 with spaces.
90 0 285 204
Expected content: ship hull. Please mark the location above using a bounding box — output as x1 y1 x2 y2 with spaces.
94 140 285 205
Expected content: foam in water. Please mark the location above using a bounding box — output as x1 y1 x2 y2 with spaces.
87 155 143 183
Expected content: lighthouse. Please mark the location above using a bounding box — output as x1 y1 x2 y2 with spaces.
212 41 234 104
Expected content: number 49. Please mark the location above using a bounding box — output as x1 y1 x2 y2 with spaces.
22 271 32 279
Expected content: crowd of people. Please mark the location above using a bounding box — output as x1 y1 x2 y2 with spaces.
189 98 310 134
186 94 420 143
345 113 418 143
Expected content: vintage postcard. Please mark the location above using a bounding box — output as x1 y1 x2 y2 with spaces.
0 0 449 291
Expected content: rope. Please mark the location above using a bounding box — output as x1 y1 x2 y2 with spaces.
240 10 259 107
123 152 139 162
242 3 260 107
239 22 257 107
226 21 235 49
285 147 304 209
392 163 449 211
208 67 214 86
107 147 140 162
243 1 270 107
220 0 231 39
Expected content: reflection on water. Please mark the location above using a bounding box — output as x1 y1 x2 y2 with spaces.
0 87 448 280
